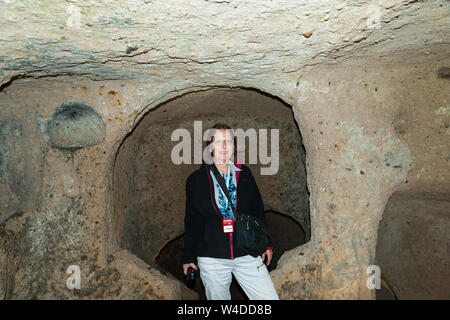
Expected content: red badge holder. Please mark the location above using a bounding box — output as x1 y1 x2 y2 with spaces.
222 218 234 233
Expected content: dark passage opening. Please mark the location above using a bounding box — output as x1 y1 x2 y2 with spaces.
113 87 311 298
155 210 306 300
375 191 450 300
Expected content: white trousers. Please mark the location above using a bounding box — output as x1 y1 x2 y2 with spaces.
197 255 279 300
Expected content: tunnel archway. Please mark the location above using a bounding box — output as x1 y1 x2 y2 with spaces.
155 210 306 299
113 87 311 297
375 190 450 299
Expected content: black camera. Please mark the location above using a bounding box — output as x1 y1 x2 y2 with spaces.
185 267 196 289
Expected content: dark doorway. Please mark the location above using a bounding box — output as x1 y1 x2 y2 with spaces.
155 210 306 299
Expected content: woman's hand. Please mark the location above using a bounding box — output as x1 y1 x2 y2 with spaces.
261 249 273 266
183 263 198 275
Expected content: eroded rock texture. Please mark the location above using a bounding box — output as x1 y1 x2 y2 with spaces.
48 102 106 149
115 88 309 268
0 0 449 299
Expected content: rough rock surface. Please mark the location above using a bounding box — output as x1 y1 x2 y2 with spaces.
0 0 449 299
48 102 106 149
115 88 310 266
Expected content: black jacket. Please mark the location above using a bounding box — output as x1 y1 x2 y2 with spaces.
182 161 273 264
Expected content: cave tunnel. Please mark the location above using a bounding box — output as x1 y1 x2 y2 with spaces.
375 191 450 300
113 87 311 299
155 210 306 300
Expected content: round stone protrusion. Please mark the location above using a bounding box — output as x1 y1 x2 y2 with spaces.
48 102 106 149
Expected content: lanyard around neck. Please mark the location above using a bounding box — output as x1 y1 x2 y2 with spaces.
224 162 231 190
219 162 232 204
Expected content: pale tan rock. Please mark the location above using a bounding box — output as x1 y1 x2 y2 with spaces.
302 30 313 38
0 0 448 300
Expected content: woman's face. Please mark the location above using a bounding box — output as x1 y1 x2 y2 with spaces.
211 129 234 164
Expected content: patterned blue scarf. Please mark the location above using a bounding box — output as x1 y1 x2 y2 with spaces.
210 162 240 219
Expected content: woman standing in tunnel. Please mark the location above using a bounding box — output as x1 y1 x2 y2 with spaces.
182 123 279 300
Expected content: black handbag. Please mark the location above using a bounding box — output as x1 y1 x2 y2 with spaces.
209 163 270 257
